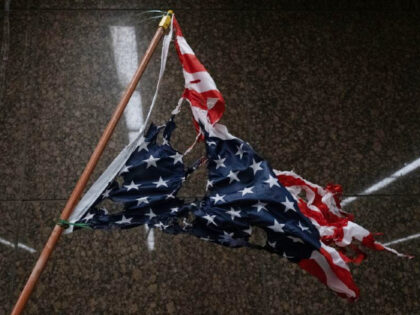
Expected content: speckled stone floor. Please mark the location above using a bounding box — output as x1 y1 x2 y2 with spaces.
1 1 419 314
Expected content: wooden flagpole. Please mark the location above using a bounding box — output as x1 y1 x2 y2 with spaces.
11 10 173 315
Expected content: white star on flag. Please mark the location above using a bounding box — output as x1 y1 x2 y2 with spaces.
249 159 263 175
206 180 214 191
119 164 132 175
218 231 245 246
282 197 296 212
226 207 241 221
170 152 183 165
268 219 285 233
144 154 160 168
136 196 149 206
210 193 225 204
239 186 254 196
102 188 112 198
268 241 277 248
153 176 168 188
298 221 310 232
252 201 267 212
265 175 280 188
124 180 140 191
203 214 217 226
145 209 156 220
182 218 192 229
137 136 149 152
154 221 169 230
227 170 240 183
214 155 226 169
219 231 234 244
235 143 245 159
243 226 252 235
115 215 132 225
81 212 95 222
166 191 176 199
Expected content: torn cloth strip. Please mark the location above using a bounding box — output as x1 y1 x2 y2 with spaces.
275 170 413 260
275 170 411 262
273 170 412 299
172 16 225 134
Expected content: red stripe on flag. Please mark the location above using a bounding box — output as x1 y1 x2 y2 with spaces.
298 257 328 285
180 54 207 73
319 247 360 301
173 16 183 37
298 248 360 302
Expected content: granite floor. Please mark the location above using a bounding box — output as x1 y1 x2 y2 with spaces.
1 1 420 314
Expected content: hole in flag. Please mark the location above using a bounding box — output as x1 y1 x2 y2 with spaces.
100 199 124 215
176 166 207 199
177 212 196 230
156 131 166 146
114 175 124 187
249 226 267 247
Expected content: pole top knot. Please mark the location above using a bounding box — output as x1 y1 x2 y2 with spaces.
159 10 174 30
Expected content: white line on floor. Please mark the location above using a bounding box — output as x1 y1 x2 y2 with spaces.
338 157 420 247
0 236 36 254
383 233 420 246
342 156 420 207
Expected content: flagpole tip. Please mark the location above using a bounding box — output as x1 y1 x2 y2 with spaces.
159 10 174 30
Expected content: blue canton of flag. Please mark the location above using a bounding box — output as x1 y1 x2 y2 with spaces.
77 117 196 233
190 124 321 261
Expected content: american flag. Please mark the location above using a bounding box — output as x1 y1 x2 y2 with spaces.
73 15 410 302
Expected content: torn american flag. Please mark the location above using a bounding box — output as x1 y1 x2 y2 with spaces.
67 15 410 302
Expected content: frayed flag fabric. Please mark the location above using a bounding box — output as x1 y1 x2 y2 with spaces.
68 14 410 302
275 170 410 259
172 16 225 134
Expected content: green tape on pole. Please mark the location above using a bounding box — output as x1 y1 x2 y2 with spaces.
57 219 92 230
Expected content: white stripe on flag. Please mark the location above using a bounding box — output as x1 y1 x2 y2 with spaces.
312 244 357 298
310 250 356 298
183 70 218 94
177 36 195 55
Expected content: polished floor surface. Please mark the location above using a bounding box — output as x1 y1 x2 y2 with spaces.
1 1 419 314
